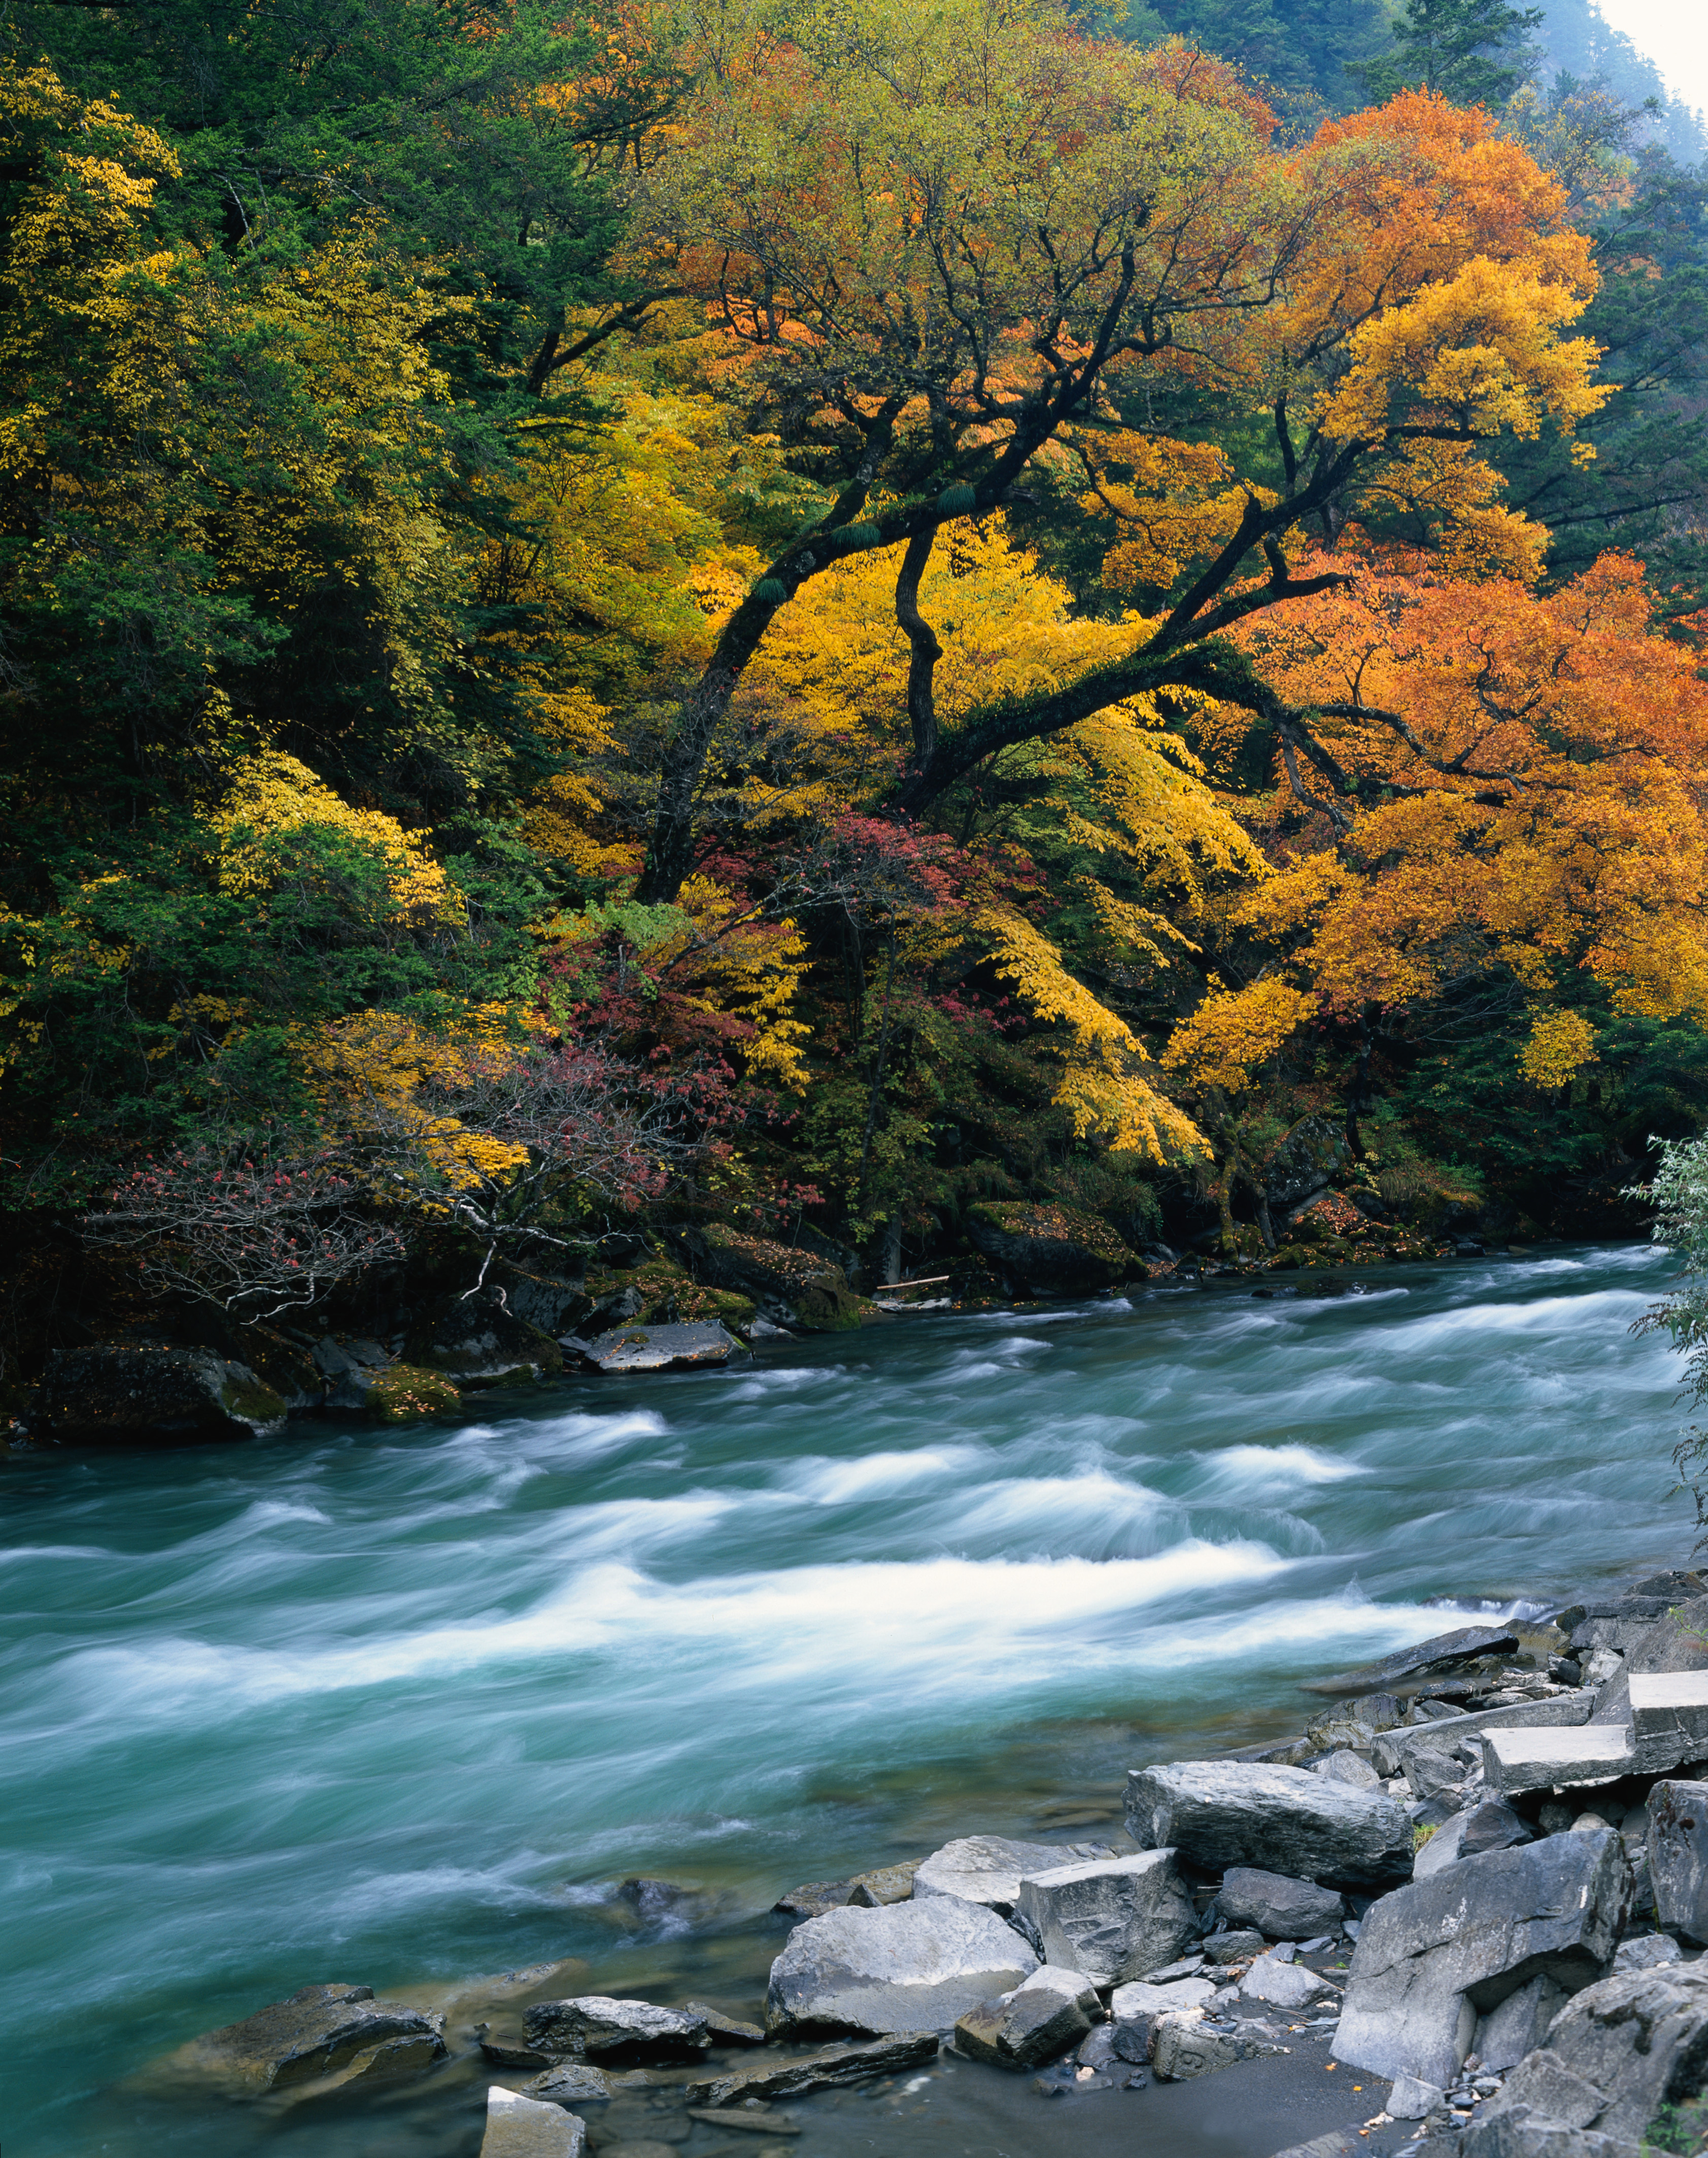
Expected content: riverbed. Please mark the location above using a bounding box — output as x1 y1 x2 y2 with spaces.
1 1243 1690 2155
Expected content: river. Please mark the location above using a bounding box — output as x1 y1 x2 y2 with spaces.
0 1243 1691 2155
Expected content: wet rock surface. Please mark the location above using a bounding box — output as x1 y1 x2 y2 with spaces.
169 1982 447 2094
953 1965 1102 2069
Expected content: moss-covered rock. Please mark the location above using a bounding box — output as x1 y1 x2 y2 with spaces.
966 1201 1132 1294
365 1365 462 1423
35 1344 288 1445
407 1291 562 1386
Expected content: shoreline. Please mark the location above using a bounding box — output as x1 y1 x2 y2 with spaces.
124 1550 1708 2158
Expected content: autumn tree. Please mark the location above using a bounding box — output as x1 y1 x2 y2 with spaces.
624 0 1608 901
1163 551 1708 1147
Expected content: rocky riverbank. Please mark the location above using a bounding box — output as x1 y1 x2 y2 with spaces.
9 1206 1508 1449
131 1562 1708 2158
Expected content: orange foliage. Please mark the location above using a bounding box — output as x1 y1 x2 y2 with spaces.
1230 553 1708 1024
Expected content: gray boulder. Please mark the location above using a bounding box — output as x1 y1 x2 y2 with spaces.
35 1344 289 1445
1331 1828 1630 2088
1649 1779 1708 1943
1317 1749 1381 1789
953 1967 1101 2070
1012 1850 1197 1984
1125 1761 1412 1885
911 1835 1110 1915
1216 1867 1347 1938
1109 1976 1219 2018
1414 1795 1534 1881
170 1982 447 2094
522 1998 709 2061
766 1897 1037 2036
773 1879 853 1919
480 2086 587 2158
1462 1961 1708 2157
684 2031 938 2107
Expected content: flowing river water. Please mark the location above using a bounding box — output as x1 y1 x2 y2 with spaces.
2 1243 1694 2157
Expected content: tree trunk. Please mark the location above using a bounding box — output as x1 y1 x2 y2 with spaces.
856 930 898 1216
895 530 942 770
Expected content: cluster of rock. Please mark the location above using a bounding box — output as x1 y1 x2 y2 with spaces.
148 1570 1708 2158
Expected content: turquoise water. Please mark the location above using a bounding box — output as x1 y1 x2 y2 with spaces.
0 1243 1691 2154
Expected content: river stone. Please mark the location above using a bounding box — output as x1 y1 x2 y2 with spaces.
765 1897 1037 2036
1125 1762 1413 1885
35 1344 289 1445
1303 1626 1523 1698
1462 1961 1708 2156
773 1879 853 1919
1331 1828 1630 2088
1151 2015 1289 2080
1388 2073 1446 2120
410 1291 563 1385
1648 1779 1708 1942
172 1982 447 2093
1012 1849 1198 1985
684 2030 938 2106
1216 1867 1347 1938
481 2086 587 2157
912 1835 1111 1916
522 2063 616 2104
1205 1929 1268 1963
1241 1954 1336 2009
523 1998 710 2061
569 1322 739 1375
953 1966 1102 2069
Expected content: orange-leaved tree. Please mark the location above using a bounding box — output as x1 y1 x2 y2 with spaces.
1168 551 1708 1129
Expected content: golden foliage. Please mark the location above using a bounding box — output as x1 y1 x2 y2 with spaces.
214 752 461 926
1163 980 1319 1094
1518 1009 1598 1088
981 908 1204 1160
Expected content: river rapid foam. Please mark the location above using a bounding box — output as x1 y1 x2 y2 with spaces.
0 1242 1689 2154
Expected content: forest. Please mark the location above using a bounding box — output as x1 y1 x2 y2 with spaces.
5 0 1708 1392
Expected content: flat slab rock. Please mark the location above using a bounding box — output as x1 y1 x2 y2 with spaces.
684 2030 938 2107
1332 1827 1630 2089
1125 1761 1413 1885
911 1834 1112 1915
567 1323 740 1374
481 2085 587 2158
169 1982 447 2094
766 1896 1036 2036
1303 1625 1522 1698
